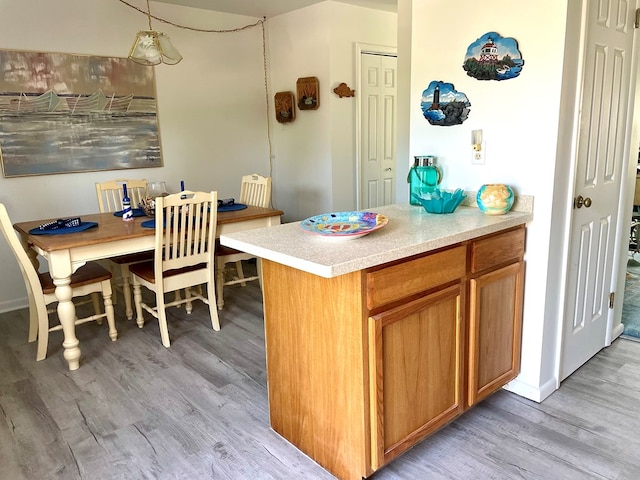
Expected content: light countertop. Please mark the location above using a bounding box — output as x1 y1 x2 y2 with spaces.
220 200 533 278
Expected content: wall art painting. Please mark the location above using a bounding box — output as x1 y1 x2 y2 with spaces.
420 81 471 126
274 91 295 123
296 76 319 110
0 49 161 177
463 32 524 81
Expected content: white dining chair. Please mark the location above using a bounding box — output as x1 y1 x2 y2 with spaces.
95 178 148 213
215 173 272 310
130 191 220 347
0 203 117 361
95 178 152 320
239 173 271 208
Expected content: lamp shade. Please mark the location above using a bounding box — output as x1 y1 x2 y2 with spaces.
128 30 182 66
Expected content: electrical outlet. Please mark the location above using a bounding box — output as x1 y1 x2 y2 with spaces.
472 142 486 165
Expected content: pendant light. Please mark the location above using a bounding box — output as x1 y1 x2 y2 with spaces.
128 0 182 66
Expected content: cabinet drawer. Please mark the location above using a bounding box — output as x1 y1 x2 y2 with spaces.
366 245 466 310
471 227 525 274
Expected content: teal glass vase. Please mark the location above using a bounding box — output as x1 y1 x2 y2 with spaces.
408 156 441 205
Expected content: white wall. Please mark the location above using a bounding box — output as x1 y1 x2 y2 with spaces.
0 0 270 311
399 0 571 401
267 1 397 221
266 4 332 221
327 2 398 212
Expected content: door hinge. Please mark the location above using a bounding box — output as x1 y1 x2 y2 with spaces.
636 9 640 28
609 292 615 309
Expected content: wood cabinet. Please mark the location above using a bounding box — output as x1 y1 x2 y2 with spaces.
262 225 525 480
468 227 525 406
368 284 464 468
366 246 466 468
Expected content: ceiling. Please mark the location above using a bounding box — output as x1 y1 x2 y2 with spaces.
154 0 397 18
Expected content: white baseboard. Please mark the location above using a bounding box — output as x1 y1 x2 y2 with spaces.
0 297 28 314
610 322 625 342
503 376 558 403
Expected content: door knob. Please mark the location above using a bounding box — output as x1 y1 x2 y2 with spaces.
574 195 592 209
384 167 392 172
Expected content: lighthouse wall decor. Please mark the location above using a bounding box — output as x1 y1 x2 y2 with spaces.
420 81 471 126
463 32 524 81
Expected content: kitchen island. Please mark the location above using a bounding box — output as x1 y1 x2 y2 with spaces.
220 201 533 480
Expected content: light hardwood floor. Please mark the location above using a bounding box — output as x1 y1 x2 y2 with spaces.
1 273 640 480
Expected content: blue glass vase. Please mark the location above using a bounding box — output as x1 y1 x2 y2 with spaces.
408 156 441 205
476 184 514 215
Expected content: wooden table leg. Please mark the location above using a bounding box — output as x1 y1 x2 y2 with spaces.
53 277 81 370
49 251 81 370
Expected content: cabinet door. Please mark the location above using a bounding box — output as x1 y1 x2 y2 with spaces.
468 261 524 406
368 284 463 469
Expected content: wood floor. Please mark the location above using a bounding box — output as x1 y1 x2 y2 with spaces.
1 276 640 480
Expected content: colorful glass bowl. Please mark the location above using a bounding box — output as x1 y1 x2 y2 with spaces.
300 211 388 239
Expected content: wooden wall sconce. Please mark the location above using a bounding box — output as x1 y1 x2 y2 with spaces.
274 91 295 123
296 77 319 110
333 82 355 98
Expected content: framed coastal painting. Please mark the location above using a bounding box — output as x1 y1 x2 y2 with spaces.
0 49 161 177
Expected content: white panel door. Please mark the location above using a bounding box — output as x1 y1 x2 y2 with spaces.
561 0 636 380
360 53 397 209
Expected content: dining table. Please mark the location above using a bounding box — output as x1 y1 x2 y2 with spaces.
13 205 283 370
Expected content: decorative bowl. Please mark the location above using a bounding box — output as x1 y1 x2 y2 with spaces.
300 211 388 240
476 184 514 215
412 188 466 214
139 197 158 217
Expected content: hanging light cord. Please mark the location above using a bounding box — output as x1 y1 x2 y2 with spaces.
118 0 263 33
118 0 275 194
260 20 274 187
145 0 152 29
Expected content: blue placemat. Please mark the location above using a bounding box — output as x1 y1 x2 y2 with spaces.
29 222 99 235
218 203 247 212
141 219 162 229
113 208 146 218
